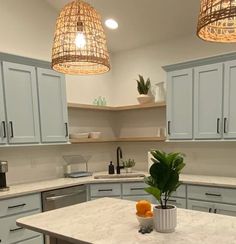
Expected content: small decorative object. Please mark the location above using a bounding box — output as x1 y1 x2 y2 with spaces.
136 75 152 104
154 82 166 103
92 97 107 106
51 0 110 75
197 0 236 42
145 150 185 233
136 200 153 229
122 159 135 173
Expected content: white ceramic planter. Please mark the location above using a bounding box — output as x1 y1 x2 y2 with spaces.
153 205 177 233
125 167 132 173
137 94 152 104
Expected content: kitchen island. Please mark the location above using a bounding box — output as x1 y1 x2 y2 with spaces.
17 198 236 244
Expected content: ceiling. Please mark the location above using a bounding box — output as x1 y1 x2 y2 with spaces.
45 0 200 53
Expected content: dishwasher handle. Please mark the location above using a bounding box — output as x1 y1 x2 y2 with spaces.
45 190 86 201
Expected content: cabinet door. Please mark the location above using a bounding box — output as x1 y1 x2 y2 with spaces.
37 68 68 143
188 200 214 213
194 64 223 139
3 62 40 144
167 69 193 139
214 203 236 217
167 197 186 209
0 64 7 144
223 60 236 138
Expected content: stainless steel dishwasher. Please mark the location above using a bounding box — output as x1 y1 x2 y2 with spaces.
42 185 87 244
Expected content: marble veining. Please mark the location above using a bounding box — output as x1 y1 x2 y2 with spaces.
1 172 236 200
17 198 236 244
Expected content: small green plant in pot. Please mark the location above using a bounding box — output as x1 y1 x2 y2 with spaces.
122 159 136 173
136 75 152 104
144 150 185 233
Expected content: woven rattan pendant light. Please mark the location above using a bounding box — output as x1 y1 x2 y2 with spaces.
52 0 111 75
197 0 236 42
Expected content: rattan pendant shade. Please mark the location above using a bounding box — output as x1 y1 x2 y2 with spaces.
51 0 111 75
197 0 236 42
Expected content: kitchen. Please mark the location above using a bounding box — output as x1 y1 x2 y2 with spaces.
1 0 236 243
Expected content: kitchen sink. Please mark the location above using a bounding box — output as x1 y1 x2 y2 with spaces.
94 173 145 179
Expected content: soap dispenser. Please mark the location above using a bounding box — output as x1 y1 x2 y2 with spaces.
108 161 115 174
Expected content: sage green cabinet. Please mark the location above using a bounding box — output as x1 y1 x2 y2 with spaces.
37 68 68 143
2 62 40 144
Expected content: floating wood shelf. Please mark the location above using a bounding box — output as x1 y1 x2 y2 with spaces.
70 137 166 144
68 102 166 111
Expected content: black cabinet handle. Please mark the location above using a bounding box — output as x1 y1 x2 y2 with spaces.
168 199 177 203
1 121 6 138
65 122 68 137
8 203 26 209
9 121 14 138
130 188 144 191
10 227 24 232
205 193 221 197
167 121 171 135
224 118 227 134
217 118 220 134
214 209 217 214
209 208 212 213
98 189 113 192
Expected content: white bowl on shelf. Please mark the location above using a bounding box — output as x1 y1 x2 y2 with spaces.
89 132 102 139
69 133 89 139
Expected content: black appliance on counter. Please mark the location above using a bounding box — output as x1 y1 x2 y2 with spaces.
0 160 9 191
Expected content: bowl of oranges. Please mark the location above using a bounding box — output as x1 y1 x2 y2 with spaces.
136 200 153 228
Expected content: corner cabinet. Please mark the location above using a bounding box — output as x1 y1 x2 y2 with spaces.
37 68 68 143
3 62 40 144
167 69 193 140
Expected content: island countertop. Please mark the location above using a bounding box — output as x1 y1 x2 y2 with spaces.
17 198 236 244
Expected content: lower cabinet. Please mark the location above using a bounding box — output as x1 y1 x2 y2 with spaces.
167 197 187 209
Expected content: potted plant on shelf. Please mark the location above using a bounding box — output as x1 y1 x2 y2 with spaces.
136 75 152 104
122 159 136 173
144 150 185 233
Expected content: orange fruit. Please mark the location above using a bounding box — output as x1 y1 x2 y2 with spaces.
136 200 151 216
145 211 153 217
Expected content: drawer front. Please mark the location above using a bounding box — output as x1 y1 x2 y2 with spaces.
171 185 186 198
0 194 41 218
188 185 236 204
17 235 44 244
0 210 41 244
90 184 121 197
167 197 186 209
122 182 148 196
122 195 155 204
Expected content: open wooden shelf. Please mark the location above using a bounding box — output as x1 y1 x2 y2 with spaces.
68 102 166 111
70 136 166 144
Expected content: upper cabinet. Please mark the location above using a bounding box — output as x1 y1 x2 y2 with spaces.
167 69 193 140
164 52 236 141
0 53 69 146
37 68 68 143
194 64 223 139
2 62 40 144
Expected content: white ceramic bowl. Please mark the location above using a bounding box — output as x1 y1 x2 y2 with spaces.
89 132 102 139
69 133 89 139
136 214 153 228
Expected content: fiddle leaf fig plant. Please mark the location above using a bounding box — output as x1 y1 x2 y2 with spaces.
144 150 185 209
136 75 151 95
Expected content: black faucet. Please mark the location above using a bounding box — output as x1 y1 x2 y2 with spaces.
116 147 124 174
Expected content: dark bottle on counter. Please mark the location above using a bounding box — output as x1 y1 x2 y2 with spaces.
108 161 115 174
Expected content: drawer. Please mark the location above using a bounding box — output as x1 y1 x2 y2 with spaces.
171 184 186 198
17 235 44 244
122 182 148 196
0 194 41 218
90 183 121 197
0 210 41 244
188 185 236 204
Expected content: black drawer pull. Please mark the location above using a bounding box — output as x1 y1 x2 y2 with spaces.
209 208 212 213
214 209 217 214
130 188 144 191
98 189 113 192
205 193 221 197
10 227 24 232
168 199 177 203
8 203 26 209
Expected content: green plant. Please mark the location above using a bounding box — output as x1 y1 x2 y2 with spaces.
122 159 136 168
136 75 151 95
144 150 185 209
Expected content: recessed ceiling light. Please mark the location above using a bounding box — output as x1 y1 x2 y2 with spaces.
105 19 118 30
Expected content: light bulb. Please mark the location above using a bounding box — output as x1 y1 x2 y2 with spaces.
105 19 118 30
75 32 86 48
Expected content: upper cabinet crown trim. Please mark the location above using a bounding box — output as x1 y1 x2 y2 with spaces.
162 52 236 72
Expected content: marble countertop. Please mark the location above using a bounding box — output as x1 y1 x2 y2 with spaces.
1 172 236 200
17 198 236 244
